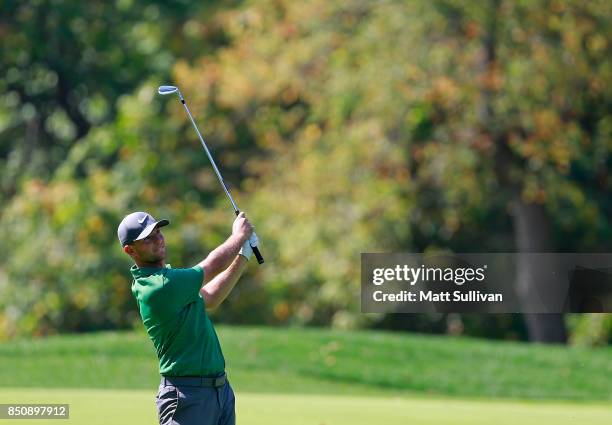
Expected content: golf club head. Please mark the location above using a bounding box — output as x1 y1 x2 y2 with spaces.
158 85 179 95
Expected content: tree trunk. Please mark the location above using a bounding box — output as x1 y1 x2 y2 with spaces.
512 200 567 343
481 0 566 344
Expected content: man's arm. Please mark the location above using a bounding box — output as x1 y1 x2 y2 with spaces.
200 255 248 310
197 234 243 282
197 212 253 282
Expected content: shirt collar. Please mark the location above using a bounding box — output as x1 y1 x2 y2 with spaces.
130 264 170 278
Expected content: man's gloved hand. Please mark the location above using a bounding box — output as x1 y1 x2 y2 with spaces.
248 232 259 248
239 239 253 260
239 232 259 261
232 212 254 241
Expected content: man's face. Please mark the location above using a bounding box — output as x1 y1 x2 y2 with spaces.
125 228 166 264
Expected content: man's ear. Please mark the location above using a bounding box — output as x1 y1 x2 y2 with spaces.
123 244 134 256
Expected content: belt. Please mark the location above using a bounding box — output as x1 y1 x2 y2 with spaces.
161 373 226 388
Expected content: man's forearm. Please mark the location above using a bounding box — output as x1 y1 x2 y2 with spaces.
198 234 244 281
200 255 247 310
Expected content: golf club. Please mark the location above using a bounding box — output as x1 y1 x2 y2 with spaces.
158 85 264 264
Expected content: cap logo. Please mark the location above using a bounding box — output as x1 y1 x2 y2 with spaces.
138 216 147 224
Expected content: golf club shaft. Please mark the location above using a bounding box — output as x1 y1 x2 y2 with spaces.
179 95 239 213
178 92 264 264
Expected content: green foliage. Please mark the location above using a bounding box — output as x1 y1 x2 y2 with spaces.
0 0 611 341
568 313 612 346
174 0 612 329
0 86 238 338
0 0 220 195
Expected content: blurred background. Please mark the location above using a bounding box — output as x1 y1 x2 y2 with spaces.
1 0 611 348
1 3 611 423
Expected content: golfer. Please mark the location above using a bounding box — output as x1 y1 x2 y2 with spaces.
118 210 257 425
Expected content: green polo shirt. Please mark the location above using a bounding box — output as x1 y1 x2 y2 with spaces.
130 264 225 377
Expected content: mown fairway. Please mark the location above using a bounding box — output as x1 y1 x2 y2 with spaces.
0 388 610 425
0 326 610 424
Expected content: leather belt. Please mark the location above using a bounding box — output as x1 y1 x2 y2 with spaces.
161 373 226 388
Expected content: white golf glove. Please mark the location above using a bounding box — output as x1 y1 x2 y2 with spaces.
239 232 259 261
249 232 259 248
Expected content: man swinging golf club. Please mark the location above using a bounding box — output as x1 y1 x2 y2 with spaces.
118 210 258 425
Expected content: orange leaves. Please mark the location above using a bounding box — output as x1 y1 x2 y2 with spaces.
302 123 322 144
174 59 219 109
470 133 493 154
273 302 290 322
464 21 481 40
478 62 503 91
16 180 80 226
281 85 300 105
278 22 298 40
509 110 576 174
533 110 560 140
428 77 462 108
521 178 548 204
562 30 581 52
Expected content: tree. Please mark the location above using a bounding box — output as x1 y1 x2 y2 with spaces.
0 0 609 341
0 0 233 338
0 0 218 198
175 0 611 340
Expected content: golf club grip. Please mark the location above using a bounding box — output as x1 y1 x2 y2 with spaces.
252 246 264 264
234 210 264 264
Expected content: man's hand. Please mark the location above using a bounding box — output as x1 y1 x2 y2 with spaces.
238 240 252 260
238 232 259 261
232 212 254 243
198 212 254 282
239 232 259 261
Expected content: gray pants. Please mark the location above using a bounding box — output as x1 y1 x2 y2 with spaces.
156 377 236 425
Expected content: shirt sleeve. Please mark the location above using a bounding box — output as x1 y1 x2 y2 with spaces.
162 265 205 309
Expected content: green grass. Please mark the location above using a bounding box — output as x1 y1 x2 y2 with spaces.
1 327 610 424
0 326 611 401
0 388 610 425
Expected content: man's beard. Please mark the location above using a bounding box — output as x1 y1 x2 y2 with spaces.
146 248 165 263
